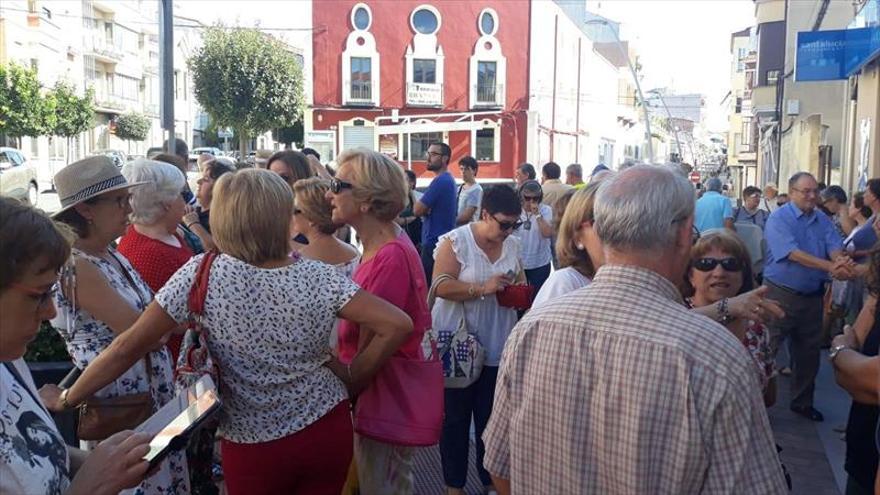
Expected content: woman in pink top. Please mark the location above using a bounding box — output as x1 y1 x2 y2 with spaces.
327 148 430 494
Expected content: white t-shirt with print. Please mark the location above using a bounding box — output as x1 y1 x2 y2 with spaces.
0 359 71 494
155 253 360 444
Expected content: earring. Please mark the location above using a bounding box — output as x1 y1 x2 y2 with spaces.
576 242 584 250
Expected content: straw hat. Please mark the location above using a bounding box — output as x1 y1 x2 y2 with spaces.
52 155 147 217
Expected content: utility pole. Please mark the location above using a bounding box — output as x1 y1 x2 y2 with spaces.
159 0 175 153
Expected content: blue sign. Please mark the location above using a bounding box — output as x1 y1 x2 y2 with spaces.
796 26 880 81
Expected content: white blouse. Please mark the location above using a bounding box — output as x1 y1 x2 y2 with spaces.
532 267 591 309
155 253 360 443
432 225 520 366
514 204 553 269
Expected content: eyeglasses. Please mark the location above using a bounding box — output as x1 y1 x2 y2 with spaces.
692 257 743 272
791 187 819 196
492 215 523 232
95 193 132 209
425 151 443 158
10 282 57 310
330 178 354 194
522 195 541 203
776 201 786 206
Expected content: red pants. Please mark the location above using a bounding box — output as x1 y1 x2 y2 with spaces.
221 401 353 495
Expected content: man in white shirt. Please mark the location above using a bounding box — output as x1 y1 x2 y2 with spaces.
760 183 780 212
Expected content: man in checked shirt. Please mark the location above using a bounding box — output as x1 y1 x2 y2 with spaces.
483 165 788 494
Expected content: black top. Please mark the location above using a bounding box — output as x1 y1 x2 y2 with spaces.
845 308 879 489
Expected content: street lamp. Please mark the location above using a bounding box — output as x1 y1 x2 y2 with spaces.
584 18 653 163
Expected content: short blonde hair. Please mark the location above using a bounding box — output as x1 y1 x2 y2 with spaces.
211 169 293 264
337 148 407 222
293 178 338 235
556 180 604 278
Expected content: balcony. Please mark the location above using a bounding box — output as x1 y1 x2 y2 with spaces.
406 82 443 107
344 82 375 107
93 91 127 113
86 37 124 64
750 85 777 118
472 83 505 108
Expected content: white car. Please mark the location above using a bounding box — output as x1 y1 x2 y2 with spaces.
0 147 39 206
189 147 223 163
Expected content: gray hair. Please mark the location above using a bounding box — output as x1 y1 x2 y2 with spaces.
594 164 695 252
566 163 583 178
788 171 815 189
123 159 185 225
705 177 722 192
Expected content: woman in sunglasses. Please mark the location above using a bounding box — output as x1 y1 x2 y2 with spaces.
432 185 524 495
686 231 777 406
515 180 554 295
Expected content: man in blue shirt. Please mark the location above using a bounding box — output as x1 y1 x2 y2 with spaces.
763 172 854 421
415 142 457 284
694 177 734 233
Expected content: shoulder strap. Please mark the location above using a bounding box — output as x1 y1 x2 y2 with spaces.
107 251 150 308
188 251 219 316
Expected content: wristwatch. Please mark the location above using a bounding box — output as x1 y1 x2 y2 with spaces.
828 344 850 363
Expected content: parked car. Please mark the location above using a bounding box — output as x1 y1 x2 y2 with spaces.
189 147 222 163
0 147 40 206
92 149 127 168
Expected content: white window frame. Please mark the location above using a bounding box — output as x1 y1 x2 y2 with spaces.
469 8 506 109
405 5 444 107
470 121 501 163
342 3 380 107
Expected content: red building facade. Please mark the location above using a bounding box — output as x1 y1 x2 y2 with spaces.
307 0 530 179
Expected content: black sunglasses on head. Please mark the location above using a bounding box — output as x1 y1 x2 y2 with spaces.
692 257 743 272
330 178 354 194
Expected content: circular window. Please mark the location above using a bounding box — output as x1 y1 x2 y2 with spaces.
411 5 441 35
478 8 498 36
351 3 372 31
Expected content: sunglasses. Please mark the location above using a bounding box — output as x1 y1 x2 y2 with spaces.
692 257 743 272
522 195 542 203
330 178 354 194
493 215 523 231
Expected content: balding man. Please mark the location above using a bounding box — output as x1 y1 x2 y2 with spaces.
695 177 735 232
483 165 787 495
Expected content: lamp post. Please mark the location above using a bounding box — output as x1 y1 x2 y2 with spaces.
585 18 653 163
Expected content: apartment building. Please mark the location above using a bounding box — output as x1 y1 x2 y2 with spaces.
727 26 758 190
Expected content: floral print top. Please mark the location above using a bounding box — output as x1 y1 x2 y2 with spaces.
51 248 189 495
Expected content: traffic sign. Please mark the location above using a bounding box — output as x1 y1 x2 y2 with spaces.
689 171 700 183
218 128 234 139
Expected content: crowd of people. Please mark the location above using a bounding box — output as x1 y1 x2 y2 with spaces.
0 138 877 495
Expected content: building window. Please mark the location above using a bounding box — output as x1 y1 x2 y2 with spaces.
479 9 498 36
403 132 443 160
350 57 372 100
477 61 497 102
411 6 441 35
475 129 496 161
413 59 436 84
736 47 747 72
352 3 372 30
735 97 742 113
766 69 780 85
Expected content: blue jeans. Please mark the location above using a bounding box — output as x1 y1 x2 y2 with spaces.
440 366 499 489
421 239 437 287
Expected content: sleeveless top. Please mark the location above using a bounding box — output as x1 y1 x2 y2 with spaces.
844 308 879 489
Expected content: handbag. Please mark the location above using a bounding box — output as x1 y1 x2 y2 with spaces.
496 284 535 310
428 273 485 388
77 356 154 441
352 240 444 446
175 251 220 391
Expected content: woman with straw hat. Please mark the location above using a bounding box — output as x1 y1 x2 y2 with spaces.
48 155 189 494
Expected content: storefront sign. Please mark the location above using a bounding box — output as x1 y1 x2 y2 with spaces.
406 83 443 106
379 134 399 159
795 26 880 81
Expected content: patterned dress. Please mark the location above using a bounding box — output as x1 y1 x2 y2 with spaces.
52 248 189 495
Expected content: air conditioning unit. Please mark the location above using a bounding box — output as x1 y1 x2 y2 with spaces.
786 99 800 116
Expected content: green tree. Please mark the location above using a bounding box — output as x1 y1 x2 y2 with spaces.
115 112 151 153
48 81 94 164
189 26 304 153
273 120 303 150
0 62 53 146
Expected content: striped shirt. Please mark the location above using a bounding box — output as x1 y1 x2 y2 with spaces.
483 264 787 494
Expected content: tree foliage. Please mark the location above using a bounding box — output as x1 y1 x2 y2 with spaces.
189 26 304 152
115 112 151 142
0 62 53 140
49 81 94 138
273 120 303 149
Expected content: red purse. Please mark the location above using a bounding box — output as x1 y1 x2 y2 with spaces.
175 251 220 391
496 283 536 310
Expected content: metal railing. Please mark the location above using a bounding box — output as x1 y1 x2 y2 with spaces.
473 83 504 107
350 83 372 101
